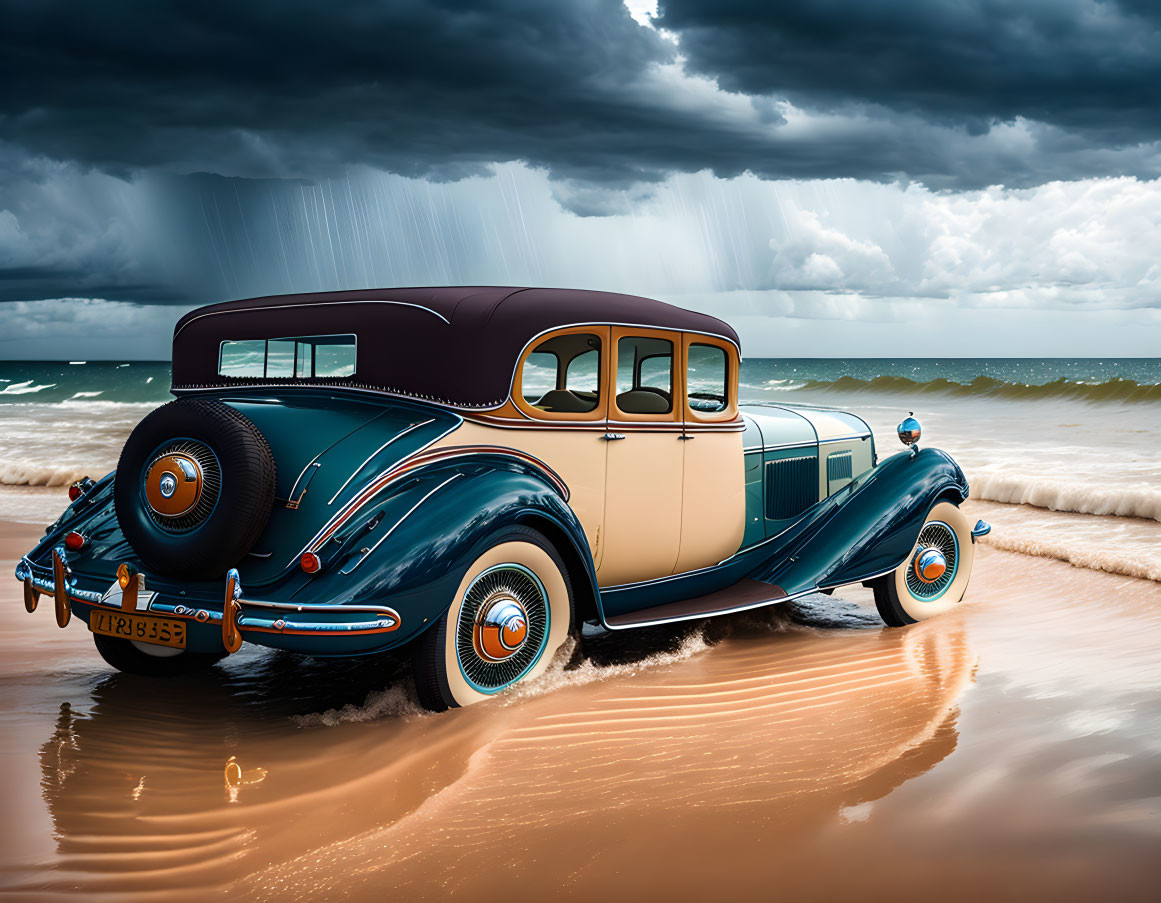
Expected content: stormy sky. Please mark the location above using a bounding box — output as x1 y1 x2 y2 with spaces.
1 0 1159 358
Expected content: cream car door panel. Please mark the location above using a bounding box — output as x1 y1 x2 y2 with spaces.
599 430 683 586
675 429 745 574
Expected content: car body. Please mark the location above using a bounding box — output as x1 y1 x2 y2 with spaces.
17 287 989 709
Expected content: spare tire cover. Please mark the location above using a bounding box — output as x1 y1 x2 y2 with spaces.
115 398 276 580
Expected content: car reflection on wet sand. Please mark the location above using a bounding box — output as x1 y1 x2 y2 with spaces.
26 598 973 901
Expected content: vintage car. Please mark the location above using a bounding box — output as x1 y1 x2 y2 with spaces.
16 287 990 710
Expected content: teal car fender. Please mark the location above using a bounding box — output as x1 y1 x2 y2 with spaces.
749 446 969 594
276 451 599 652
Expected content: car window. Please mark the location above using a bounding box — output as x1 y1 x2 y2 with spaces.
616 336 673 415
565 349 599 394
218 334 357 378
266 340 296 378
686 343 728 413
521 352 558 404
313 340 356 377
520 334 602 413
218 340 266 377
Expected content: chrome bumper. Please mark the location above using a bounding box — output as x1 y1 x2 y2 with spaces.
17 553 401 652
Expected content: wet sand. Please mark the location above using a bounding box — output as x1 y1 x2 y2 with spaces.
2 513 1160 902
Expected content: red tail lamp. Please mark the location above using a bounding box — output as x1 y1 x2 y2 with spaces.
299 551 322 574
64 531 87 551
68 477 94 502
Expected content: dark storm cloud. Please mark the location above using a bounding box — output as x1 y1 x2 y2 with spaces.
2 0 1159 194
656 0 1161 142
0 0 678 186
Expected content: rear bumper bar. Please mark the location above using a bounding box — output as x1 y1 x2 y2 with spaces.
16 553 401 653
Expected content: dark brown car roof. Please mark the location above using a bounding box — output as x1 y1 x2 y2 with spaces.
171 286 739 410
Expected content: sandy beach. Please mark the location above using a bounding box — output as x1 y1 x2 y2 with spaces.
3 510 1160 901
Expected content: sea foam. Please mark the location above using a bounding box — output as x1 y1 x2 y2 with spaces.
972 474 1161 522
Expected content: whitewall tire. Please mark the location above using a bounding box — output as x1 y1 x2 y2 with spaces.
873 501 975 627
413 526 573 711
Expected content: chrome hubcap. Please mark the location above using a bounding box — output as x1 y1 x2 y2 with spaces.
914 548 947 583
905 521 958 600
456 563 549 691
142 440 221 532
475 597 529 662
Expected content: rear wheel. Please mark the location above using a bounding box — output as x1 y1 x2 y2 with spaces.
93 633 225 676
412 526 573 711
872 501 975 627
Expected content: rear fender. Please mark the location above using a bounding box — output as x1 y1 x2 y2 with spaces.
751 447 968 593
307 453 598 646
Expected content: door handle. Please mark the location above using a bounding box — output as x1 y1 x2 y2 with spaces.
603 432 626 441
678 434 695 441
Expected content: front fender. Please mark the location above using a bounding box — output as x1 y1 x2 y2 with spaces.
751 447 968 593
313 454 597 648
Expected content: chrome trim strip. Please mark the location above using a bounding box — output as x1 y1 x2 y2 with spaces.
289 416 463 568
326 419 434 505
236 597 402 619
237 613 400 634
285 408 396 504
604 585 817 630
174 299 452 340
340 473 463 575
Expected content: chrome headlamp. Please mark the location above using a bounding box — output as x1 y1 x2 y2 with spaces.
897 412 921 456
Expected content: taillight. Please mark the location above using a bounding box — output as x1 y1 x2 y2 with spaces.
299 551 322 574
68 477 94 502
117 562 136 590
64 531 87 551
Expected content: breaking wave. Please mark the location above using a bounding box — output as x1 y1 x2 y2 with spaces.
971 474 1161 522
792 375 1161 404
981 532 1161 583
0 459 93 487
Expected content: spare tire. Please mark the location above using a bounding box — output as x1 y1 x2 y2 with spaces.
114 398 276 580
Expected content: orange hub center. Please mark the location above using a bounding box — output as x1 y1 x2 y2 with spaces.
145 454 203 517
914 548 947 584
475 598 529 662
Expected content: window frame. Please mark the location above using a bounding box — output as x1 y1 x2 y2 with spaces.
512 326 610 422
609 327 681 424
217 334 358 380
682 333 738 424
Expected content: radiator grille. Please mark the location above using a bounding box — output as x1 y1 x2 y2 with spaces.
827 450 854 494
765 455 818 520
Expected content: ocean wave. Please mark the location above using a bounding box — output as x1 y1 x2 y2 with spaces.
1 380 57 395
971 474 1161 522
0 459 93 487
791 375 1161 403
981 532 1161 583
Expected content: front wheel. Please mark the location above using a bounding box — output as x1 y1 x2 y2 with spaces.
93 633 226 676
412 526 573 711
872 501 975 627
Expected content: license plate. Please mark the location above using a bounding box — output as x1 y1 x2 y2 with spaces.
89 610 186 649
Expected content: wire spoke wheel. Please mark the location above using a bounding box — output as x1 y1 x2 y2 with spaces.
455 564 550 691
904 521 959 600
873 501 975 627
412 527 573 712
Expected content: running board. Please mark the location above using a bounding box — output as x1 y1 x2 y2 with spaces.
604 578 793 629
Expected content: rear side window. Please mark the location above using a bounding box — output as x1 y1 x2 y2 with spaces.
686 343 728 413
519 333 602 414
218 335 356 378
